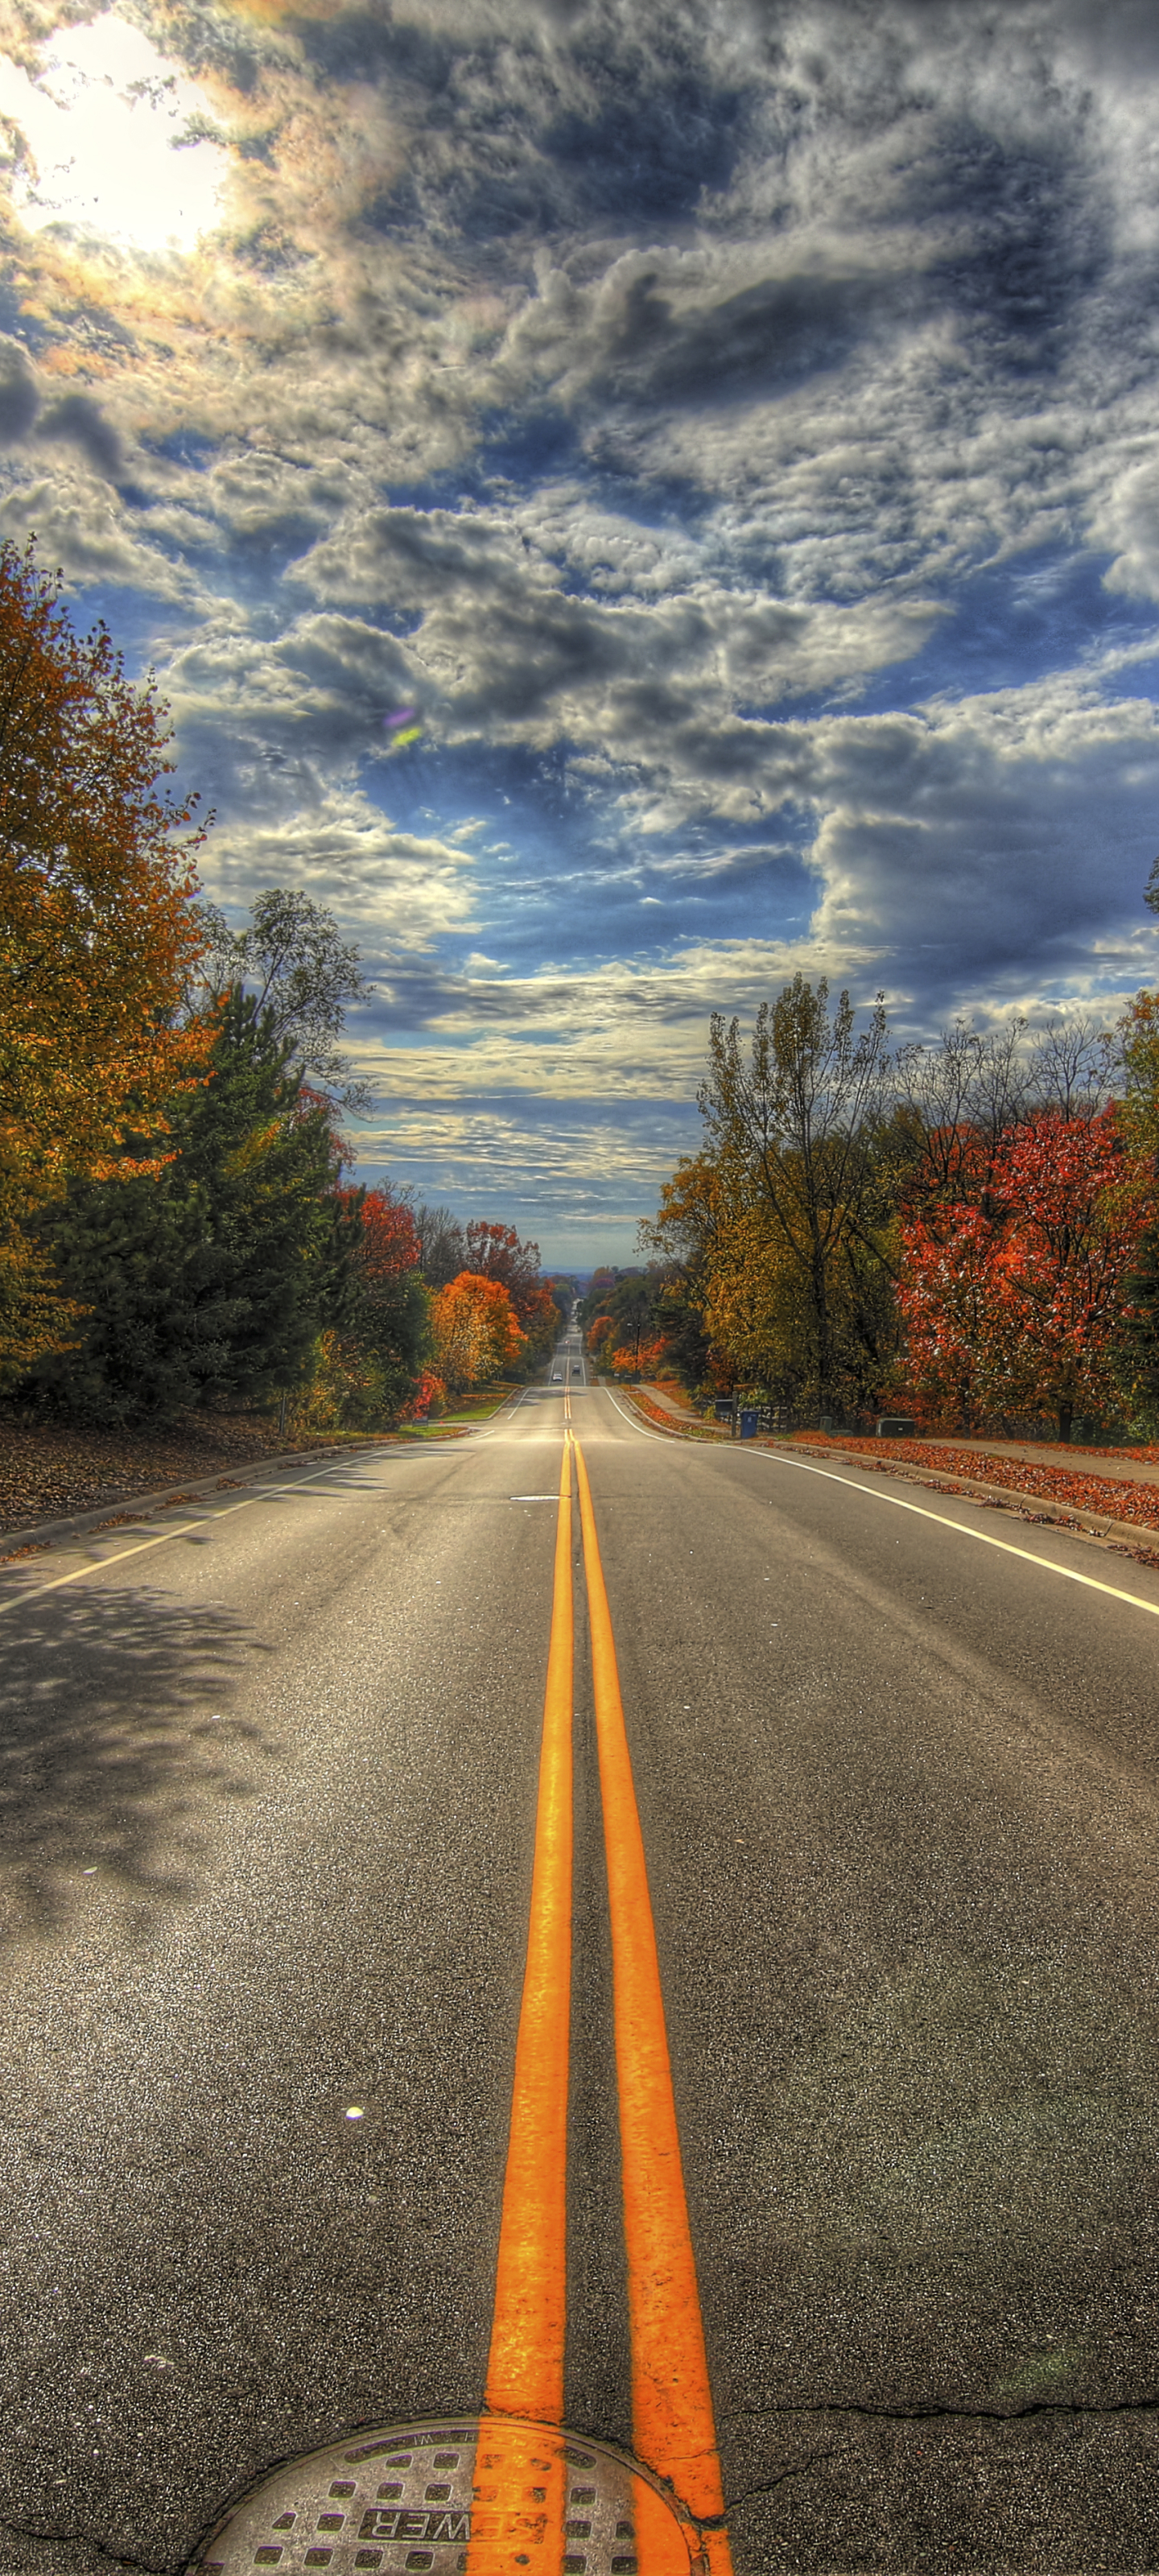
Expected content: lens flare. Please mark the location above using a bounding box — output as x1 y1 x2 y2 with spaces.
384 705 423 751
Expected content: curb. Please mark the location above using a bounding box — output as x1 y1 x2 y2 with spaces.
0 1389 528 1561
779 1440 1159 1553
0 1436 397 1559
613 1397 1159 1554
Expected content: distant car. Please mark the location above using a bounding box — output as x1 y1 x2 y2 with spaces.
552 1371 562 1382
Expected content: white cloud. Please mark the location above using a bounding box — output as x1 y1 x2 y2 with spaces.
204 787 478 952
0 15 229 253
6 0 1159 1246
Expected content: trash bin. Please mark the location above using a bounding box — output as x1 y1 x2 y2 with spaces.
740 1407 758 1439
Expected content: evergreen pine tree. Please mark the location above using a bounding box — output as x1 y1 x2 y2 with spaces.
23 989 355 1422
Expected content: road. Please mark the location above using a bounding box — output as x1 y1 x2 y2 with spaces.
1 1352 1158 2574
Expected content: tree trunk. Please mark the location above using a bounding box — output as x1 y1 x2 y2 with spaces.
812 1241 832 1419
1057 1398 1074 1442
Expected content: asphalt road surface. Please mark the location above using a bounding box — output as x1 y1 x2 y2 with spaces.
2 1361 1159 2574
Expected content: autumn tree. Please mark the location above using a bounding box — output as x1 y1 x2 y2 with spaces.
290 1187 429 1432
0 539 211 1379
698 979 896 1416
607 1274 662 1374
322 1186 430 1426
431 1272 525 1391
410 1202 467 1288
586 1313 617 1365
1105 988 1159 1426
900 1109 1151 1439
461 1218 558 1369
896 1203 1015 1431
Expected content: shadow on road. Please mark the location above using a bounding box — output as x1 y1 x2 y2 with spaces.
0 1580 274 1939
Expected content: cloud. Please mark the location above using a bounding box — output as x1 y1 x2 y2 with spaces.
353 1092 702 1257
4 0 1159 1249
36 389 123 477
0 335 39 442
203 786 478 950
165 609 425 811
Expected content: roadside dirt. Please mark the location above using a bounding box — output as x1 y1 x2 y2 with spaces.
0 1408 347 1536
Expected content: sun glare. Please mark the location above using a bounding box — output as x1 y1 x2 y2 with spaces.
0 13 229 255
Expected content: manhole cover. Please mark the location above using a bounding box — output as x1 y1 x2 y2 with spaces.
190 2415 699 2576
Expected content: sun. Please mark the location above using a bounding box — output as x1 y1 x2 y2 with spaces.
0 12 229 256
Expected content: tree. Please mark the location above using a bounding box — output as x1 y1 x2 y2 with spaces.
604 1274 661 1374
189 886 372 1114
640 1153 732 1400
899 1109 1151 1439
896 1202 1013 1432
0 539 212 1381
431 1271 525 1392
1116 987 1159 1161
323 1185 430 1426
586 1313 617 1366
699 978 895 1415
410 1201 467 1289
699 1192 809 1402
23 990 353 1422
463 1218 557 1369
1115 1226 1159 1428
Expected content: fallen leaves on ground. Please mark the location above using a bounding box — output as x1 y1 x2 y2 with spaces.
788 1435 1159 1530
0 1409 349 1536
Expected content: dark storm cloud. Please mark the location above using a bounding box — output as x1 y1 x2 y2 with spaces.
0 335 39 443
300 1 749 247
36 391 124 481
574 264 908 412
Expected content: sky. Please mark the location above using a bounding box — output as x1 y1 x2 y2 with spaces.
2 0 1159 1265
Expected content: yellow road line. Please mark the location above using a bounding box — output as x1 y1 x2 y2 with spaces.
483 1433 574 2426
573 1435 732 2573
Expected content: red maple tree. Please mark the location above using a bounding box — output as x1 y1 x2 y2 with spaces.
900 1109 1153 1437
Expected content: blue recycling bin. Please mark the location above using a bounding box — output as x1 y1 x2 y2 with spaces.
740 1407 758 1439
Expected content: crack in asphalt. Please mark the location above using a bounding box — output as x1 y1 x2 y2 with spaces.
722 2392 1159 2429
0 2516 170 2575
707 2453 839 2519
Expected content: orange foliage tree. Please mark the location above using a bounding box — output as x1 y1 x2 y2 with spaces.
900 1109 1152 1437
0 540 211 1377
462 1217 557 1367
586 1313 616 1364
431 1270 525 1391
295 1184 429 1428
610 1335 670 1379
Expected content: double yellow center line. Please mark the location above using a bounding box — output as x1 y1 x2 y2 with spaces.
481 1433 733 2573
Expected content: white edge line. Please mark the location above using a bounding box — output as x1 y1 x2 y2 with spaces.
0 1456 364 1616
0 1400 537 1615
605 1387 1159 1622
